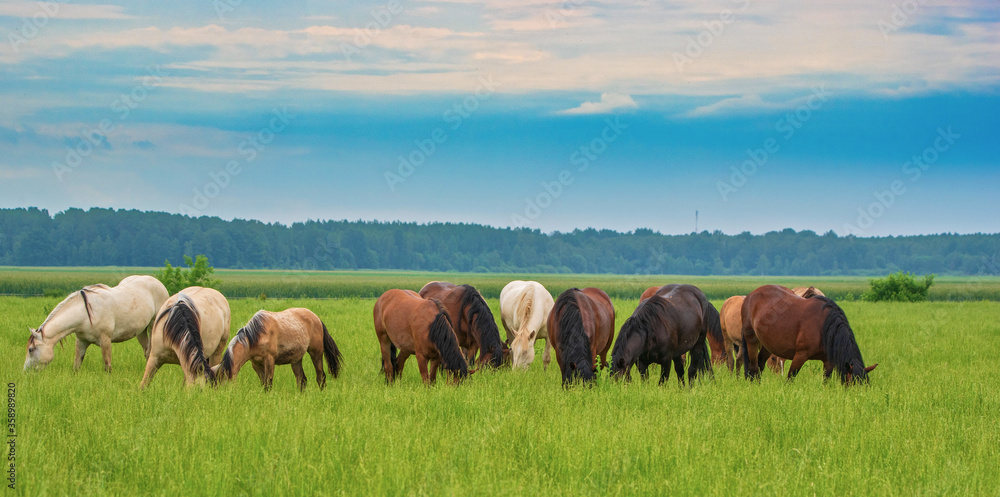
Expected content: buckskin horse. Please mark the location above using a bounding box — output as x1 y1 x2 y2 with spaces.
741 285 877 385
419 282 508 369
373 289 469 385
720 295 783 375
547 287 615 386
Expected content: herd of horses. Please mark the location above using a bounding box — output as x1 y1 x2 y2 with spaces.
22 276 877 389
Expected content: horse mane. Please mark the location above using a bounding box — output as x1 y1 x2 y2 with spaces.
517 284 534 329
458 284 504 368
159 293 215 385
816 296 868 384
612 296 659 370
553 289 593 384
427 299 468 378
219 310 269 379
39 286 104 335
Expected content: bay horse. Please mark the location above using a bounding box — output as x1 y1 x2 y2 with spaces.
612 284 717 385
24 275 169 373
547 287 615 386
500 280 555 370
792 286 825 298
418 282 508 369
373 289 468 385
639 284 726 367
212 308 343 391
720 295 783 375
139 287 230 389
741 285 877 385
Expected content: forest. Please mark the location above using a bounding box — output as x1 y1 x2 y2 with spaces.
0 207 996 276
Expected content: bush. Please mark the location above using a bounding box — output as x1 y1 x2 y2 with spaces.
155 255 220 295
861 271 934 302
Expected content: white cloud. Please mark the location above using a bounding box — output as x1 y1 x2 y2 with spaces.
0 1 131 19
559 93 638 115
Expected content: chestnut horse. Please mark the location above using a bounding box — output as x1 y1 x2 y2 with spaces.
640 285 726 367
374 289 468 385
139 287 230 389
500 280 555 370
547 287 615 386
613 284 717 385
741 285 877 385
212 308 343 391
720 295 783 375
419 282 507 369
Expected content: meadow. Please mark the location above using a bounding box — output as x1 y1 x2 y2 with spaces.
2 269 999 495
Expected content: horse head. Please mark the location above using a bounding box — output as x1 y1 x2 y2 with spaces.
845 363 878 385
24 327 55 371
509 328 537 370
562 358 594 387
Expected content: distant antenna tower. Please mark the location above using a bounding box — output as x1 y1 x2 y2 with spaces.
695 210 699 233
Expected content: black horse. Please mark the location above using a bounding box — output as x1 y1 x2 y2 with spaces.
611 284 720 385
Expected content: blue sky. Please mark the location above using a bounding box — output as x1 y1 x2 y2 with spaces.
0 0 998 236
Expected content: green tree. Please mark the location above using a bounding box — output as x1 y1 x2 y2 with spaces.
861 271 935 302
156 254 220 295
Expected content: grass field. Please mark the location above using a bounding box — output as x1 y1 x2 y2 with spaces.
3 271 1000 495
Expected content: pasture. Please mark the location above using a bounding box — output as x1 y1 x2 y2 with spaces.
3 270 999 495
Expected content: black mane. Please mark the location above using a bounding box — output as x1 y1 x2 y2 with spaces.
816 296 868 384
428 299 469 378
612 296 662 373
158 294 215 385
553 289 594 385
219 311 268 379
458 284 504 368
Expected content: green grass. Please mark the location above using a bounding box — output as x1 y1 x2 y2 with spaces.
3 276 999 495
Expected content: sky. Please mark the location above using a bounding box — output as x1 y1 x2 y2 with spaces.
0 0 998 237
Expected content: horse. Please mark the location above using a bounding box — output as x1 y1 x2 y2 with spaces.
418 282 508 369
639 285 727 367
500 280 555 370
547 288 615 386
720 295 783 375
612 284 717 385
24 275 169 373
792 286 825 298
212 308 343 391
139 287 230 389
740 285 877 385
373 289 469 385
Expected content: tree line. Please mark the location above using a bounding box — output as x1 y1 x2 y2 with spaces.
0 207 996 276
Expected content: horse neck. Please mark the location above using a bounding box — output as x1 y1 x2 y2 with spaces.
221 340 251 379
40 294 90 343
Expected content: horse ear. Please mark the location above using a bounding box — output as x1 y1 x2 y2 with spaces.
30 328 42 340
616 357 625 369
570 362 577 371
865 363 878 373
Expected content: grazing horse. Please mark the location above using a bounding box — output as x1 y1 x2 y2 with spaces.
418 282 508 369
547 288 615 386
212 308 343 391
373 289 468 385
139 287 230 389
720 295 783 374
639 285 727 366
612 284 718 385
24 275 169 373
500 280 555 370
741 285 877 385
792 286 825 298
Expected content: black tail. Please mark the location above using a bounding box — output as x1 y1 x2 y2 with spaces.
428 299 468 378
389 343 399 378
816 296 868 384
159 294 215 386
321 321 343 378
696 297 720 378
553 289 594 385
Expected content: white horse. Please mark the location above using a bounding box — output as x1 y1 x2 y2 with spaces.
24 275 169 373
140 286 230 389
500 280 555 370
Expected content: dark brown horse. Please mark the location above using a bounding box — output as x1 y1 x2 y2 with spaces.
640 285 726 367
373 289 469 385
741 285 877 385
418 281 508 369
613 284 718 385
547 287 615 386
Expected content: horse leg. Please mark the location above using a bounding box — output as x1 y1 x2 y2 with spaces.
428 359 442 384
291 360 307 392
659 363 670 385
210 336 226 367
542 338 552 371
262 356 275 391
137 328 151 360
74 338 89 371
416 354 432 386
743 333 762 381
99 335 113 373
309 349 326 390
379 340 395 384
674 357 685 387
786 351 810 382
139 356 160 390
733 344 743 373
725 339 735 373
823 361 834 383
395 351 411 379
251 361 267 386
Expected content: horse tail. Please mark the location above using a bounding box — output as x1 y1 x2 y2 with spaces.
702 297 724 363
389 343 398 377
553 289 593 383
161 294 215 385
321 321 343 378
817 296 868 384
428 299 468 378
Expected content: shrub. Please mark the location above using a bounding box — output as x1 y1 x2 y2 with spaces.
155 255 220 295
861 271 934 302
